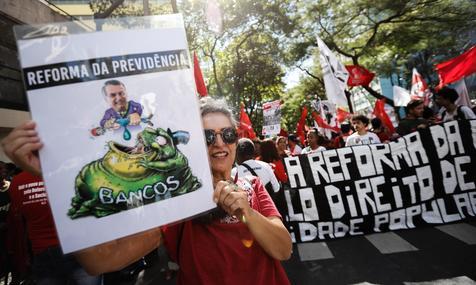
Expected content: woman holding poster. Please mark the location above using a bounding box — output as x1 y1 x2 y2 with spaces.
2 97 292 285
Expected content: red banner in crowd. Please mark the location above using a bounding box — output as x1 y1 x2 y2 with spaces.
436 45 476 89
296 107 308 145
372 99 395 134
193 52 208 97
311 111 341 133
238 104 256 139
345 65 375 87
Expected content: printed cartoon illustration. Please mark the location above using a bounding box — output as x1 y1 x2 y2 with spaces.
68 127 202 219
90 80 152 140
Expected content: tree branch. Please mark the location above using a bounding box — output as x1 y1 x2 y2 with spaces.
94 0 125 19
296 65 324 88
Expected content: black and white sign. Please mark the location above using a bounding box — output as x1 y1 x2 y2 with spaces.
282 120 476 242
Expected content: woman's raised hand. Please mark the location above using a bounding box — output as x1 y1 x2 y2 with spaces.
213 180 251 220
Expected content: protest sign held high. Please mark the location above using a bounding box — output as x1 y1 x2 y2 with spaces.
14 15 216 253
282 120 476 243
262 100 281 137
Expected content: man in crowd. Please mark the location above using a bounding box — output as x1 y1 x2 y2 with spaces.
435 87 476 121
286 134 302 156
346 115 381 146
396 99 428 136
232 138 281 194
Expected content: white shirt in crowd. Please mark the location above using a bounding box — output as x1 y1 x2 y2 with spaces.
231 159 281 192
345 132 381 146
289 145 302 155
301 146 326 154
438 106 476 122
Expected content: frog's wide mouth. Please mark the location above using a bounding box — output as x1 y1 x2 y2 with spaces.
104 141 155 178
110 136 153 156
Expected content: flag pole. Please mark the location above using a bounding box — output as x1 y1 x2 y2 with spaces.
345 90 353 114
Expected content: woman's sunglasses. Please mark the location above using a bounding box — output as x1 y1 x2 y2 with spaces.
204 128 238 146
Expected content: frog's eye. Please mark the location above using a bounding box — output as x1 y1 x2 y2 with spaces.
155 136 167 146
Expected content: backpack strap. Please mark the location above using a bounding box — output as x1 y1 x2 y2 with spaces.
443 106 471 120
456 105 466 120
241 162 258 177
241 162 277 194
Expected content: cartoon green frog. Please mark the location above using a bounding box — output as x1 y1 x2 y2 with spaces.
68 127 201 219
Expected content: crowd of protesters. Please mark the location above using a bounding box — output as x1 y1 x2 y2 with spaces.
0 86 475 285
262 87 476 159
236 87 475 203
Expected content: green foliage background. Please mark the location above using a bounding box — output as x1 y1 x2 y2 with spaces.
90 0 476 134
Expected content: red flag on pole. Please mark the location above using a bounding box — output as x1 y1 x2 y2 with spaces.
345 65 375 87
193 52 208 97
311 112 341 133
372 99 395 134
336 107 351 123
296 107 308 145
238 104 256 139
436 45 476 89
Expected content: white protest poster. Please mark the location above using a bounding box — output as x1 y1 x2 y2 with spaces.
14 15 216 253
262 100 281 137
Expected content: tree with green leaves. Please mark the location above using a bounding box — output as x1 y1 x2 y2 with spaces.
287 0 476 106
212 31 286 134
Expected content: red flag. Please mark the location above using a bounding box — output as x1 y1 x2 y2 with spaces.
278 129 288 137
238 104 256 139
410 68 431 105
345 65 375 87
193 52 208 97
336 107 350 123
311 112 341 133
436 45 476 89
372 99 395 134
296 107 308 145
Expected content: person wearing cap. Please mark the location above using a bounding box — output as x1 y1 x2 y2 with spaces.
435 87 476 122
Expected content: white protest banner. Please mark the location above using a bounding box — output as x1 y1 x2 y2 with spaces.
14 15 215 253
316 36 349 107
393 85 411 106
262 100 281 136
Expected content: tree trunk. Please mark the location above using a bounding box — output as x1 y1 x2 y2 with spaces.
171 0 178 13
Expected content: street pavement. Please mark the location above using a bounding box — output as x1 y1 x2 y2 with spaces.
110 221 476 285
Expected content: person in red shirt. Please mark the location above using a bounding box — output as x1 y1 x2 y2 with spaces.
259 139 288 184
370 118 391 143
2 97 292 285
8 171 101 285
